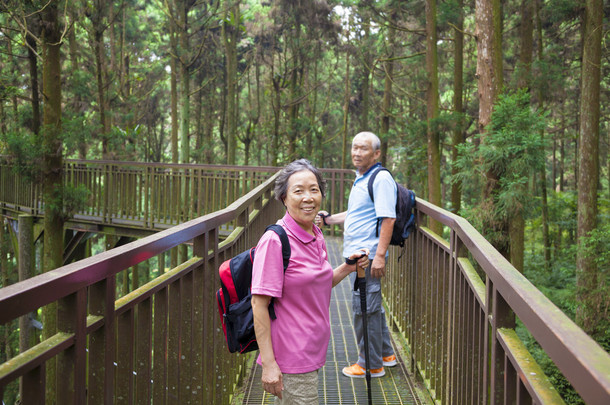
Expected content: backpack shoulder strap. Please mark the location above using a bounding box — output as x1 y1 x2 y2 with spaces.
367 166 392 202
265 224 291 272
263 224 291 320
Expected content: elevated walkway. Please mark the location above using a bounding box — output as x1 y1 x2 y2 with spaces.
1 161 609 404
242 237 426 405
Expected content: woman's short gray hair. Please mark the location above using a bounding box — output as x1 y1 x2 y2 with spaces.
274 159 326 202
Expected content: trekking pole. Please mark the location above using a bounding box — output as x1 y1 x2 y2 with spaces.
357 259 373 405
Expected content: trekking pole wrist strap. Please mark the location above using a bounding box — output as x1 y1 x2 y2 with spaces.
321 214 330 225
345 257 358 265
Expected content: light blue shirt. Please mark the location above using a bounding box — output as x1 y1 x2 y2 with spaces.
342 163 397 259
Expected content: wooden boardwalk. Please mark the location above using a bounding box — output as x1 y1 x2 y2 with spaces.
241 237 427 405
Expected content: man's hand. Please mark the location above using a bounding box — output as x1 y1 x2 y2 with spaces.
371 254 386 278
315 210 330 227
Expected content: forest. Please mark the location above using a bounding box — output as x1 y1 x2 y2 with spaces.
0 0 608 403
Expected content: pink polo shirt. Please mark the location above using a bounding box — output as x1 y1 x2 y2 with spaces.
251 212 333 374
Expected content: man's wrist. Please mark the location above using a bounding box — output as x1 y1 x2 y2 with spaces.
374 252 386 260
322 214 331 225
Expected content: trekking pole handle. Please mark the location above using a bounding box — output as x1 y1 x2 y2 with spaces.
356 250 368 278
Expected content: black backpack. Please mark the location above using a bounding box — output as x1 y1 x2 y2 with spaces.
216 224 290 353
368 167 417 247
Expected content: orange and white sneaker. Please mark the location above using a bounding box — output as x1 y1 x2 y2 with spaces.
342 363 385 378
383 354 397 367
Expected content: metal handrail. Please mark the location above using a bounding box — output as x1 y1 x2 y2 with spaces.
0 172 285 404
383 197 610 404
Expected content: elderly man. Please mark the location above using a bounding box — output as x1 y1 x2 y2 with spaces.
316 131 397 378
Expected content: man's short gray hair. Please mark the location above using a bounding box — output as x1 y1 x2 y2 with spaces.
353 131 381 151
274 159 327 202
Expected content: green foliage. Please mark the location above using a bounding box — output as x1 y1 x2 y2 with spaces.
454 90 547 240
437 0 461 29
543 0 582 23
62 184 91 219
0 129 44 181
574 223 610 338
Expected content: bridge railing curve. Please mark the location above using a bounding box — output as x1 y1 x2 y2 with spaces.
0 171 285 405
383 198 610 404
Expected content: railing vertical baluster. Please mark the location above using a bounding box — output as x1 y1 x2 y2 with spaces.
476 298 485 403
204 228 219 403
446 231 457 404
483 278 492 405
517 378 533 405
21 364 44 404
490 288 516 404
88 276 116 404
144 166 150 228
135 297 152 404
56 288 87 404
505 354 517 404
167 278 182 403
180 271 194 402
192 233 206 403
116 308 135 404
152 287 168 405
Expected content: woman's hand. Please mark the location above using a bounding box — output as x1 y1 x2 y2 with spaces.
261 361 283 398
348 248 370 269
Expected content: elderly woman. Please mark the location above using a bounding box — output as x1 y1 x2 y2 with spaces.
251 159 369 404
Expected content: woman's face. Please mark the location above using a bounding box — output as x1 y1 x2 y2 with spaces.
283 170 322 231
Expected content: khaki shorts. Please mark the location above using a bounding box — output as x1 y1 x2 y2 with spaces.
274 370 319 405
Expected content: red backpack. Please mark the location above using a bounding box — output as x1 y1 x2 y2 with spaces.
216 224 290 353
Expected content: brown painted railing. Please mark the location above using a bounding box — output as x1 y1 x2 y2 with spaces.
0 158 279 229
0 158 352 234
0 172 286 404
383 198 610 404
1 162 609 404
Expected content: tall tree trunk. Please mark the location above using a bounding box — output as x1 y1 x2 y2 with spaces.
426 0 442 235
170 3 179 163
68 9 86 159
271 63 281 166
576 0 602 336
534 0 551 271
310 46 321 166
195 67 204 162
41 3 63 401
26 17 41 135
450 0 464 215
360 10 372 132
509 0 534 273
380 12 396 167
178 0 190 164
287 15 302 161
477 0 508 259
492 0 503 93
223 1 239 164
91 1 111 159
341 48 350 169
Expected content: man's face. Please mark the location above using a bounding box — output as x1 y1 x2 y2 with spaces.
351 135 380 173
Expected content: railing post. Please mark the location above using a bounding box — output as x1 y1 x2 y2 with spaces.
191 233 206 403
56 289 87 404
489 282 516 404
202 228 218 403
152 285 168 405
88 276 116 405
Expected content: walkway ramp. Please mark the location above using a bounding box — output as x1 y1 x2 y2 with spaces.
241 237 426 405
